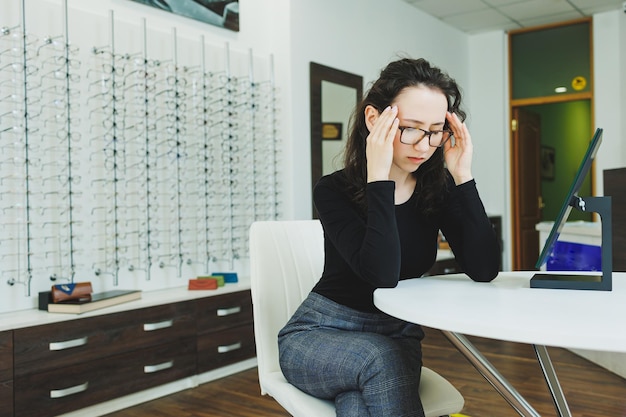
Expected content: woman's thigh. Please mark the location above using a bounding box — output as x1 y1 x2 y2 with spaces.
279 327 421 400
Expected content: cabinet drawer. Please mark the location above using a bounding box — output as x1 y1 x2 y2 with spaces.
0 331 13 417
197 323 255 373
14 337 196 417
14 301 195 376
0 330 12 382
196 290 253 334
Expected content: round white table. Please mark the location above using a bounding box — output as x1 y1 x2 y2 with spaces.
374 271 626 417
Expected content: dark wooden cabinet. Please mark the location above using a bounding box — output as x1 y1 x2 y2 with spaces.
604 168 626 271
13 301 196 377
14 338 196 417
490 215 504 270
425 215 503 276
0 331 13 417
196 291 255 373
7 289 255 417
425 257 461 276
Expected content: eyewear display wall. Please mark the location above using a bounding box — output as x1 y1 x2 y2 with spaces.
0 3 281 312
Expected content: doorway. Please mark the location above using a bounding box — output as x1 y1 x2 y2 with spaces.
509 18 594 270
511 102 593 270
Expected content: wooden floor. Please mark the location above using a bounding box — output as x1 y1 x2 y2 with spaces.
105 327 626 416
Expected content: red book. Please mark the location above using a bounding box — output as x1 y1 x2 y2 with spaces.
188 278 218 290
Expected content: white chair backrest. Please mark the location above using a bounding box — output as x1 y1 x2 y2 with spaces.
249 220 325 384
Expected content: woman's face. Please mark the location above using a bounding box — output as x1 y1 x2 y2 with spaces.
390 85 448 174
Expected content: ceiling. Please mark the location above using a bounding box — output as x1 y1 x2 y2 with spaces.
403 0 625 34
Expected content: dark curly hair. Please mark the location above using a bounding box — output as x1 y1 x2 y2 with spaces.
342 57 466 216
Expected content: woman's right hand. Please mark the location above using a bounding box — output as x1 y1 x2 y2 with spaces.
366 105 398 182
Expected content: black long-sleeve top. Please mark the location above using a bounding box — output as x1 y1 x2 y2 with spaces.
312 169 500 313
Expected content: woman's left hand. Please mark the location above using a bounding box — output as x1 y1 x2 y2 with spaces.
443 111 474 185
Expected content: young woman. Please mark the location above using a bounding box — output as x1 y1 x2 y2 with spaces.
278 57 500 417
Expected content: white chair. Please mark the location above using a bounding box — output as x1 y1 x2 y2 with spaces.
249 220 465 417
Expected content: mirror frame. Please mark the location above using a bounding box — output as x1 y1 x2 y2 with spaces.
310 62 363 218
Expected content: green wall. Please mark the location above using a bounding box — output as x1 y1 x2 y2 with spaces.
511 22 591 99
526 100 592 222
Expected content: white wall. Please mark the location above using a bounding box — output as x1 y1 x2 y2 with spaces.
594 10 626 192
466 31 510 269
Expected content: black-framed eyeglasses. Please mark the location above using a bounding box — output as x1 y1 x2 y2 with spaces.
398 126 453 148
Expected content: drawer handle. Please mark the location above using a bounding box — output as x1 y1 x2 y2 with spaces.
50 382 88 398
144 360 174 374
143 319 173 331
49 336 88 351
218 342 242 353
217 306 241 317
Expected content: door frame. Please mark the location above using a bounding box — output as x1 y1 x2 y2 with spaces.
510 108 541 270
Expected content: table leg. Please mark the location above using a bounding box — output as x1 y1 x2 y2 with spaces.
533 345 572 417
441 331 541 417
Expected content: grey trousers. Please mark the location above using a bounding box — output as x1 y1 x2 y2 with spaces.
278 292 426 417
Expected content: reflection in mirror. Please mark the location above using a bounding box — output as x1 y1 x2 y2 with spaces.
310 62 363 218
321 81 356 175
